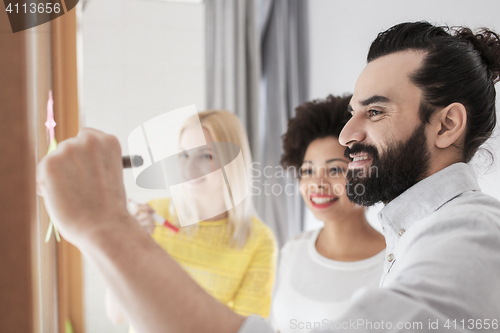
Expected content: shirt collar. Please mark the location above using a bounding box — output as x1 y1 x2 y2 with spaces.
377 162 481 237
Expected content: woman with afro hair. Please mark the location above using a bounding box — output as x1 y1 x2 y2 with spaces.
269 95 386 333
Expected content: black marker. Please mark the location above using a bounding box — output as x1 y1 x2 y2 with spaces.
122 155 144 168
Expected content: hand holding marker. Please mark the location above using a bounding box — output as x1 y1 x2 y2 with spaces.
122 155 144 168
128 199 179 234
123 155 179 233
47 155 146 242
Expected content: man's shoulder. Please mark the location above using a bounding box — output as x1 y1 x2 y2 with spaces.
437 190 500 225
413 190 500 239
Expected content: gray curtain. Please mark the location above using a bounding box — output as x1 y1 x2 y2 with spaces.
205 0 261 154
206 0 309 247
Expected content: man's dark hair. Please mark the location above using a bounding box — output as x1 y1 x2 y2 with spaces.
281 95 351 175
368 21 500 162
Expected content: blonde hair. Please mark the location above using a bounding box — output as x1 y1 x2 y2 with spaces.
175 110 255 247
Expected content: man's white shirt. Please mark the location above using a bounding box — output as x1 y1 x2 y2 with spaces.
240 163 500 332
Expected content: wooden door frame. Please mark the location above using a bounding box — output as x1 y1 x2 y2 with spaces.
0 6 83 333
0 11 37 333
52 8 84 333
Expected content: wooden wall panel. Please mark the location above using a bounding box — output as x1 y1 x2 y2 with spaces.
52 8 84 333
0 5 82 333
29 21 60 333
0 9 36 333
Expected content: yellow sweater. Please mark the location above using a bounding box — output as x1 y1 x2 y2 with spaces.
129 198 277 333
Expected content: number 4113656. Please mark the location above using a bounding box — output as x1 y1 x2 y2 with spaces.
5 2 61 14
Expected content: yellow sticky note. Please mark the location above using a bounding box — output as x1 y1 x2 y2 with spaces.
47 137 57 154
45 138 61 243
65 319 74 333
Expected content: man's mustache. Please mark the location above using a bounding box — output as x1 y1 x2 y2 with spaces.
344 143 379 161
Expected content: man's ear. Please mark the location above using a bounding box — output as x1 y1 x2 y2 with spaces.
433 103 467 149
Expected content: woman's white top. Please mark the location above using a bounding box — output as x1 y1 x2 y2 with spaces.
270 228 385 333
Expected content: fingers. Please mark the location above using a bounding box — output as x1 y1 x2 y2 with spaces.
39 128 123 178
134 213 156 235
77 128 123 169
136 217 155 229
134 211 154 221
130 202 154 216
134 212 154 225
34 127 128 245
36 158 47 197
129 202 156 235
77 127 121 149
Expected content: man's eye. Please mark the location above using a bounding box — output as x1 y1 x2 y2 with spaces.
368 109 382 117
202 154 212 160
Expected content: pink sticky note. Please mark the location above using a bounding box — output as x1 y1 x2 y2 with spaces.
45 90 56 143
43 90 61 243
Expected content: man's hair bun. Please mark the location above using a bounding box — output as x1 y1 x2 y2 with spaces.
455 27 500 83
367 21 499 162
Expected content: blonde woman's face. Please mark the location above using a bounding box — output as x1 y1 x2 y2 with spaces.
178 127 225 200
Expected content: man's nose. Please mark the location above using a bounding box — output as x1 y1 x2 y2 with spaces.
339 114 366 147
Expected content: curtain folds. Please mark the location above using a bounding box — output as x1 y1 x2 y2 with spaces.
205 0 261 153
206 0 309 247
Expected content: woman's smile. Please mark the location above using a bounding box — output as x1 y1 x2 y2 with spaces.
309 194 338 209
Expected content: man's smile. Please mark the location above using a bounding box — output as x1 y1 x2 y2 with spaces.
348 153 373 170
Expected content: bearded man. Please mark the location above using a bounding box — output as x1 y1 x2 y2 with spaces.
37 22 500 332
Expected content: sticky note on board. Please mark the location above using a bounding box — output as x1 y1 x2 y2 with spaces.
127 105 250 227
44 91 61 243
44 138 61 243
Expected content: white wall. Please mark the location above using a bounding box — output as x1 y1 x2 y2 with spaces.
305 0 500 230
81 1 205 331
80 1 500 328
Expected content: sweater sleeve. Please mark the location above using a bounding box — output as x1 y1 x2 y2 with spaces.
232 222 278 318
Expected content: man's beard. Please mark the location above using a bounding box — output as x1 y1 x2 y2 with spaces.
344 123 431 206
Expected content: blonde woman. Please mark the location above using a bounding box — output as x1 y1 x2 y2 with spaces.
106 110 277 332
